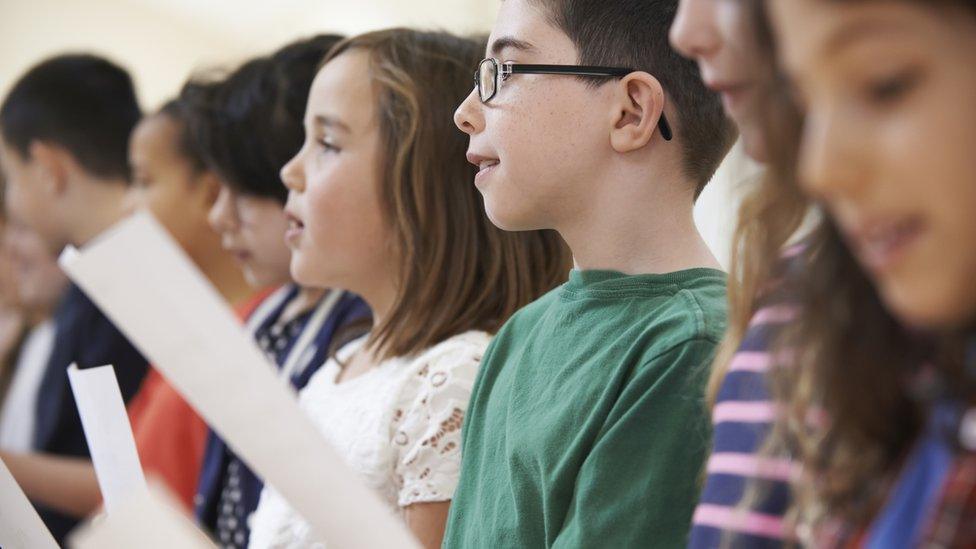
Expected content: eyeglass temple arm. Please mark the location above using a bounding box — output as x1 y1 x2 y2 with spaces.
503 64 673 141
503 64 631 78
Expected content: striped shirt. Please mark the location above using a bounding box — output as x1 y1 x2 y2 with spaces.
689 261 801 548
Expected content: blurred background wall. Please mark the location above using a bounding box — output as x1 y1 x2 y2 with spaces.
0 0 497 108
0 0 751 267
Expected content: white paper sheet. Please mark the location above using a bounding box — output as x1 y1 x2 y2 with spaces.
0 457 59 549
69 481 215 549
67 364 148 515
59 212 419 549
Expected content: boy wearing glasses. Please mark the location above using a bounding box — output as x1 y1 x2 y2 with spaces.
446 0 736 546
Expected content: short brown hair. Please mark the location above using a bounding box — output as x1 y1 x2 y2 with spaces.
325 29 572 360
532 0 737 197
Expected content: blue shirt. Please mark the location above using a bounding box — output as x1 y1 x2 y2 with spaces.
33 284 149 542
193 287 370 546
863 402 955 548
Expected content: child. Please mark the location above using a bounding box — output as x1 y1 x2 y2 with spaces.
0 54 149 542
186 35 374 549
246 29 571 549
444 1 737 546
671 0 811 545
124 100 255 510
0 218 67 452
764 0 976 545
0 97 259 520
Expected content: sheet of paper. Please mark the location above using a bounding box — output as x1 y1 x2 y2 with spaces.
0 457 59 549
69 481 214 549
59 212 419 549
67 363 148 515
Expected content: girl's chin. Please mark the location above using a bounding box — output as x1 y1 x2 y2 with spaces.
883 281 976 331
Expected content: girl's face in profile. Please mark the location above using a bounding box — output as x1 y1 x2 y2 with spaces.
207 186 293 289
281 50 391 295
671 0 769 161
770 0 976 329
127 114 219 265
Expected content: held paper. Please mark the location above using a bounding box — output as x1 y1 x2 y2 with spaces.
67 364 148 515
0 457 59 549
59 212 418 549
69 481 215 549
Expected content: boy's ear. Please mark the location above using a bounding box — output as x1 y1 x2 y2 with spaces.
28 141 71 197
609 72 667 154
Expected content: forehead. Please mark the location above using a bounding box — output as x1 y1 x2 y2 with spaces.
489 0 578 61
772 1 948 73
307 50 377 129
130 115 178 159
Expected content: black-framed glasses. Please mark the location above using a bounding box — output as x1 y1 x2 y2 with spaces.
474 57 673 141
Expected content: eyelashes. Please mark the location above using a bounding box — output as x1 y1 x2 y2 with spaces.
865 67 922 105
316 138 341 153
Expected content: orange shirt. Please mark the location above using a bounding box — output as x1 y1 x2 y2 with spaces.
126 288 276 511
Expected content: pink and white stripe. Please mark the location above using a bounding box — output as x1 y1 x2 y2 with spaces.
727 352 771 374
749 305 798 327
693 504 791 541
706 452 799 482
713 401 779 425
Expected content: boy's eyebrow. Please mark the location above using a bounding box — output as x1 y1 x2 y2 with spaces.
489 36 538 57
313 114 350 133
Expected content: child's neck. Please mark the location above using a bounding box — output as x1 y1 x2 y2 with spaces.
195 240 252 307
69 177 129 247
558 173 721 275
280 286 327 324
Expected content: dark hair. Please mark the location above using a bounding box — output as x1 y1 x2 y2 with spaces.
531 0 737 197
155 100 207 173
324 29 572 360
0 54 141 181
184 34 344 203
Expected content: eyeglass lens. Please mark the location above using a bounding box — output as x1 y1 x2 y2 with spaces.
478 59 496 102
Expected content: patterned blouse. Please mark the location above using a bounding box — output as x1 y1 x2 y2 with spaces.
247 331 490 548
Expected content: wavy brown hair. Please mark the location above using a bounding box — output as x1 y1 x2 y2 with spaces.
755 0 976 536
323 29 572 361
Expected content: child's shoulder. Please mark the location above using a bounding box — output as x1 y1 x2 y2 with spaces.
406 330 493 373
629 271 729 365
670 270 728 336
500 283 566 327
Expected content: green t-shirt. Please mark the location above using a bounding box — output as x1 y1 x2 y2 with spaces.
443 269 727 548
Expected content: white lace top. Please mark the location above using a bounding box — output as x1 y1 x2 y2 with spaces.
247 330 491 549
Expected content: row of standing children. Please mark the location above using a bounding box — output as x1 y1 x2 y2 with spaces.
0 0 974 547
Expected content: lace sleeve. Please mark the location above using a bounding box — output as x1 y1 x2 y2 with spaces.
391 334 487 507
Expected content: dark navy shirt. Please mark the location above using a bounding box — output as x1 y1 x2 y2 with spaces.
194 287 370 548
33 283 149 542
